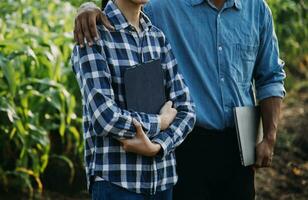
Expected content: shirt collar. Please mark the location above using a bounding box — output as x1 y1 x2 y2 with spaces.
190 0 242 10
190 0 205 6
234 0 242 10
104 0 152 31
223 0 242 10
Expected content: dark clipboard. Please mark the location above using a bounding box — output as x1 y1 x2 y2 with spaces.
124 59 166 114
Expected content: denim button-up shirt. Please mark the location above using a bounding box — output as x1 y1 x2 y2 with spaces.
145 0 286 129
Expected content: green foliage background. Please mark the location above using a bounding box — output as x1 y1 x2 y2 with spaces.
268 0 308 92
0 0 307 198
0 0 83 198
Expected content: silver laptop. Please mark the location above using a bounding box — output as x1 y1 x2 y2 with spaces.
234 106 263 166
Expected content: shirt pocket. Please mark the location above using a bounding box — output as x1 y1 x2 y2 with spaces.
231 43 259 84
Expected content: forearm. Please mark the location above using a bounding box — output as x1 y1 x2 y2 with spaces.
88 99 161 138
259 96 282 144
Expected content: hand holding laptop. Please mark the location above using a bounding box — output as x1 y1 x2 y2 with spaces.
255 136 275 168
234 104 278 169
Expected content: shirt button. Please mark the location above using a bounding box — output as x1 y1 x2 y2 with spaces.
218 14 221 18
218 46 223 51
221 78 225 82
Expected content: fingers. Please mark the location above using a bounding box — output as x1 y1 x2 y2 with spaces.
74 6 113 47
75 17 85 47
74 31 78 45
119 139 129 151
132 118 143 135
99 13 115 31
81 17 93 46
165 100 172 107
255 144 263 168
264 154 273 167
255 154 273 168
262 156 270 167
132 118 141 127
171 107 178 115
88 15 99 41
255 155 262 168
160 101 172 114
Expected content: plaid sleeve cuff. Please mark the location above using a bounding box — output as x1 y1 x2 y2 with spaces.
152 132 173 159
256 82 286 101
143 114 161 138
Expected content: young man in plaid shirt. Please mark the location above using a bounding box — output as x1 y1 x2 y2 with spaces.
71 0 196 199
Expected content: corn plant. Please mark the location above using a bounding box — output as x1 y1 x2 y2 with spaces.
0 0 83 197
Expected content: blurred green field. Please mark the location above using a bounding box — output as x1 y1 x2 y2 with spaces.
0 0 307 199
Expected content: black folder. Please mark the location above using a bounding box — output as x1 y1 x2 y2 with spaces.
124 59 166 114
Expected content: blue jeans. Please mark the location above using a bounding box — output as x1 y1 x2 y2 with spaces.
91 181 173 200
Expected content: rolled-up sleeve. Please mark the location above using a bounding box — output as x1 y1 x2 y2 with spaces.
254 6 286 101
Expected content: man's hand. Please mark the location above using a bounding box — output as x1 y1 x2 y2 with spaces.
159 101 178 131
74 2 114 47
255 97 282 168
120 119 161 157
255 137 275 168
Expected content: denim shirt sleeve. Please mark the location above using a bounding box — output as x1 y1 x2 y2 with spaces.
254 4 286 101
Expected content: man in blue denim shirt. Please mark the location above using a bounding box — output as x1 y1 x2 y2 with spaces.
74 0 286 199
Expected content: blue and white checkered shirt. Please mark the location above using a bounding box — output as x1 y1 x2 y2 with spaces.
71 0 196 195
